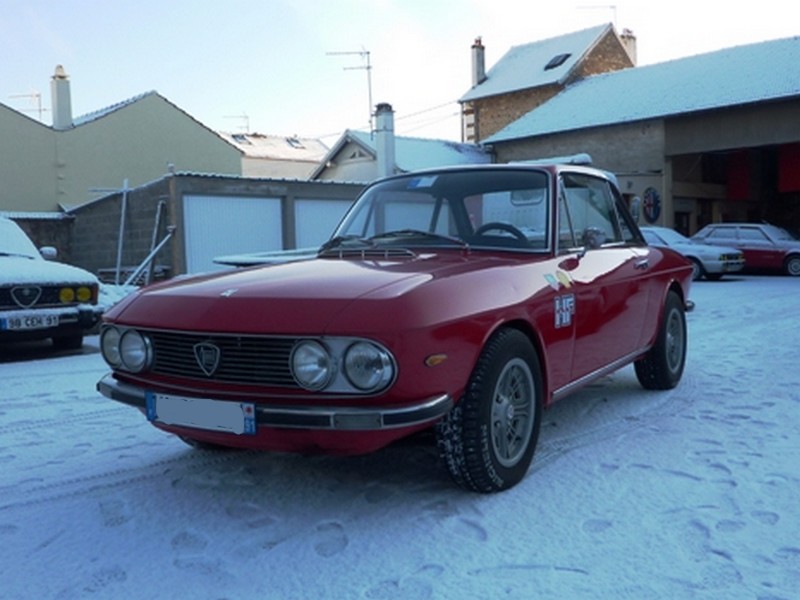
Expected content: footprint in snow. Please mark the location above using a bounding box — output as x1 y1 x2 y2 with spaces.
582 519 612 534
171 530 208 553
98 499 131 528
313 522 348 558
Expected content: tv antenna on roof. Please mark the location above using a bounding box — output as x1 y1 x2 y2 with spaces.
577 4 618 27
9 91 47 121
224 112 250 133
326 48 374 132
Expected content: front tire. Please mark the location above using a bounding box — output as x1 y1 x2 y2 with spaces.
635 291 687 390
784 254 800 276
436 328 542 493
688 258 704 281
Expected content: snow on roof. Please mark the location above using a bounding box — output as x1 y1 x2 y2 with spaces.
216 132 328 162
72 91 156 126
485 34 800 143
460 23 612 102
347 129 492 172
0 211 72 221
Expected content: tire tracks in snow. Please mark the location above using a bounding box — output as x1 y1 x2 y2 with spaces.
0 448 254 512
531 366 700 471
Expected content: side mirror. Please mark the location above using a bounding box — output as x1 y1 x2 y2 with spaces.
39 246 58 260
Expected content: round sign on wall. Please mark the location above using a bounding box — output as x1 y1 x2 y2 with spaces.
643 187 661 223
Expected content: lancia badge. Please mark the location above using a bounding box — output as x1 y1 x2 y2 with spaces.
194 342 221 376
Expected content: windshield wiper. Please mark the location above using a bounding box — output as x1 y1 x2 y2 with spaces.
369 229 470 249
317 235 376 254
0 252 35 259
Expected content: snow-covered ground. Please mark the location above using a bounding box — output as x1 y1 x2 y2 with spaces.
0 275 797 600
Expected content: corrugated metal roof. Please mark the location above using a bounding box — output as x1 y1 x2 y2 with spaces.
485 34 800 143
460 23 612 102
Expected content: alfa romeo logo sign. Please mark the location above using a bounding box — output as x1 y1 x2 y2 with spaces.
643 187 662 223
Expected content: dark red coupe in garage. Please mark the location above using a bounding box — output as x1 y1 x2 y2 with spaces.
98 163 693 492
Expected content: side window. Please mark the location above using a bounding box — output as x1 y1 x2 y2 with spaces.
739 227 769 241
707 227 734 241
558 173 625 252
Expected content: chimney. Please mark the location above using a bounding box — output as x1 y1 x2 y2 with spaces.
471 37 486 87
51 65 73 130
375 103 395 179
620 28 637 65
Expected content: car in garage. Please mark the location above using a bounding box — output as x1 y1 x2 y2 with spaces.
0 216 103 350
640 226 744 280
691 222 800 276
97 163 694 492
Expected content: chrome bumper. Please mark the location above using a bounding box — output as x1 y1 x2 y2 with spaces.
97 373 452 431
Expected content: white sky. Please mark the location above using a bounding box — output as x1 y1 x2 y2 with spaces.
2 0 797 143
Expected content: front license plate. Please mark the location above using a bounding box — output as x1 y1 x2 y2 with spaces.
0 313 59 331
146 392 256 435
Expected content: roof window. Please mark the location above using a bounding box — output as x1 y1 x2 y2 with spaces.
286 137 305 149
544 53 571 70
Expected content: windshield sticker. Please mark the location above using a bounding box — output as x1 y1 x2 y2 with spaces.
407 176 438 189
555 294 575 328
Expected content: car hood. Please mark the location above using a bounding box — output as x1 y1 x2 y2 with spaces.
1 255 99 286
107 252 537 335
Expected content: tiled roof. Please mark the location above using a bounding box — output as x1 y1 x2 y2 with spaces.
485 34 800 143
460 23 612 102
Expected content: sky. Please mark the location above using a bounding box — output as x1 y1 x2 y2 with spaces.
2 0 799 143
1 275 798 599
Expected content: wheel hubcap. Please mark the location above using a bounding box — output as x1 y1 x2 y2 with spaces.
491 358 535 468
665 308 684 372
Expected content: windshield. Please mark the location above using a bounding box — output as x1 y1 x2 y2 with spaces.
765 224 800 241
331 169 551 252
646 227 689 245
0 218 40 259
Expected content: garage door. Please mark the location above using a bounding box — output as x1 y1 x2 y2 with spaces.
183 195 282 273
294 198 353 248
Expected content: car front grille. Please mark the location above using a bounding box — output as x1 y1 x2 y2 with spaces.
147 330 299 388
0 286 67 309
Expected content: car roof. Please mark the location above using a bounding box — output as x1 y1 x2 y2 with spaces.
373 162 616 186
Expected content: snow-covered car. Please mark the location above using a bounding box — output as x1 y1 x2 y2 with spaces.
691 222 800 276
0 216 103 350
641 226 745 281
97 164 694 492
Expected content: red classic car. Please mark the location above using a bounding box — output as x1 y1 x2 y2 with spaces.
98 164 693 492
691 222 800 276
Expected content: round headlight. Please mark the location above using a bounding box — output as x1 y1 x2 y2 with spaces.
119 329 152 373
100 326 122 368
76 286 93 303
344 342 394 392
59 287 76 303
291 340 333 390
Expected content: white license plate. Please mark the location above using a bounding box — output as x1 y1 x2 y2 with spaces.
146 392 256 435
0 313 59 331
